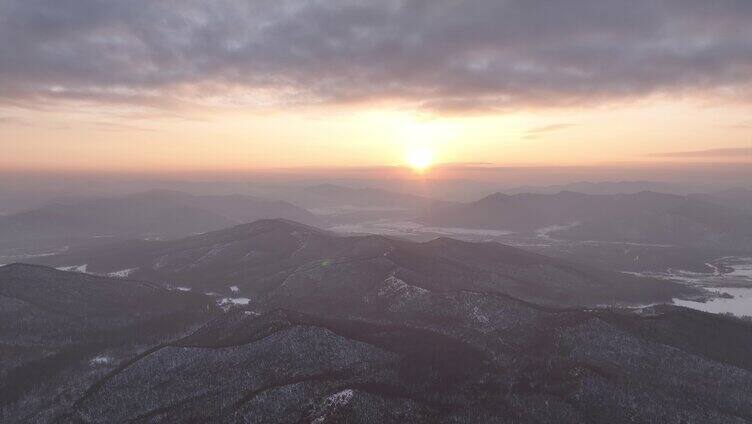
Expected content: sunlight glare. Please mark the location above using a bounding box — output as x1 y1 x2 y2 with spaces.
406 146 434 172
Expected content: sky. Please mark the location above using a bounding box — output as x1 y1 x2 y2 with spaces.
1 0 751 173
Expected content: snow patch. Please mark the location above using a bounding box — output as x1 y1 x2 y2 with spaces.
631 257 752 318
217 297 252 310
324 389 354 407
674 287 752 318
57 264 88 273
90 355 112 365
535 222 580 240
230 285 239 293
704 262 721 276
311 389 355 424
108 267 138 278
378 275 428 299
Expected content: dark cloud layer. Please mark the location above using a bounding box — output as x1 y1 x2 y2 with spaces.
2 0 751 112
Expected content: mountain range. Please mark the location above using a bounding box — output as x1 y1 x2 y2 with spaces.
0 190 318 251
2 259 752 423
30 219 697 308
689 188 752 212
502 180 687 195
422 191 752 248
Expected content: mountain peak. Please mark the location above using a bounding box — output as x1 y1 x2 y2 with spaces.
479 192 510 202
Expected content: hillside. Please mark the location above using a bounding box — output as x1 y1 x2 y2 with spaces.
32 219 698 308
0 264 214 421
4 267 748 423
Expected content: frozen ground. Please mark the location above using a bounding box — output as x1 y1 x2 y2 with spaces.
673 287 752 317
329 220 514 238
628 257 752 318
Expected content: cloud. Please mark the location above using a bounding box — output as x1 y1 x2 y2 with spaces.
646 147 752 158
0 115 69 129
523 123 574 139
90 121 156 132
1 0 752 113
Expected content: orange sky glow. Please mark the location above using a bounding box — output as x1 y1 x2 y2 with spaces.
1 1 751 174
2 95 750 173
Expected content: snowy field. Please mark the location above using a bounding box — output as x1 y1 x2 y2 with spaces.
328 220 514 238
629 257 752 318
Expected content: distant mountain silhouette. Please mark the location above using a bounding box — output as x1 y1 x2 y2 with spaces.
689 187 752 212
0 190 319 246
503 181 685 195
423 191 752 247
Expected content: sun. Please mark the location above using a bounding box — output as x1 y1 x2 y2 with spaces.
405 146 434 172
